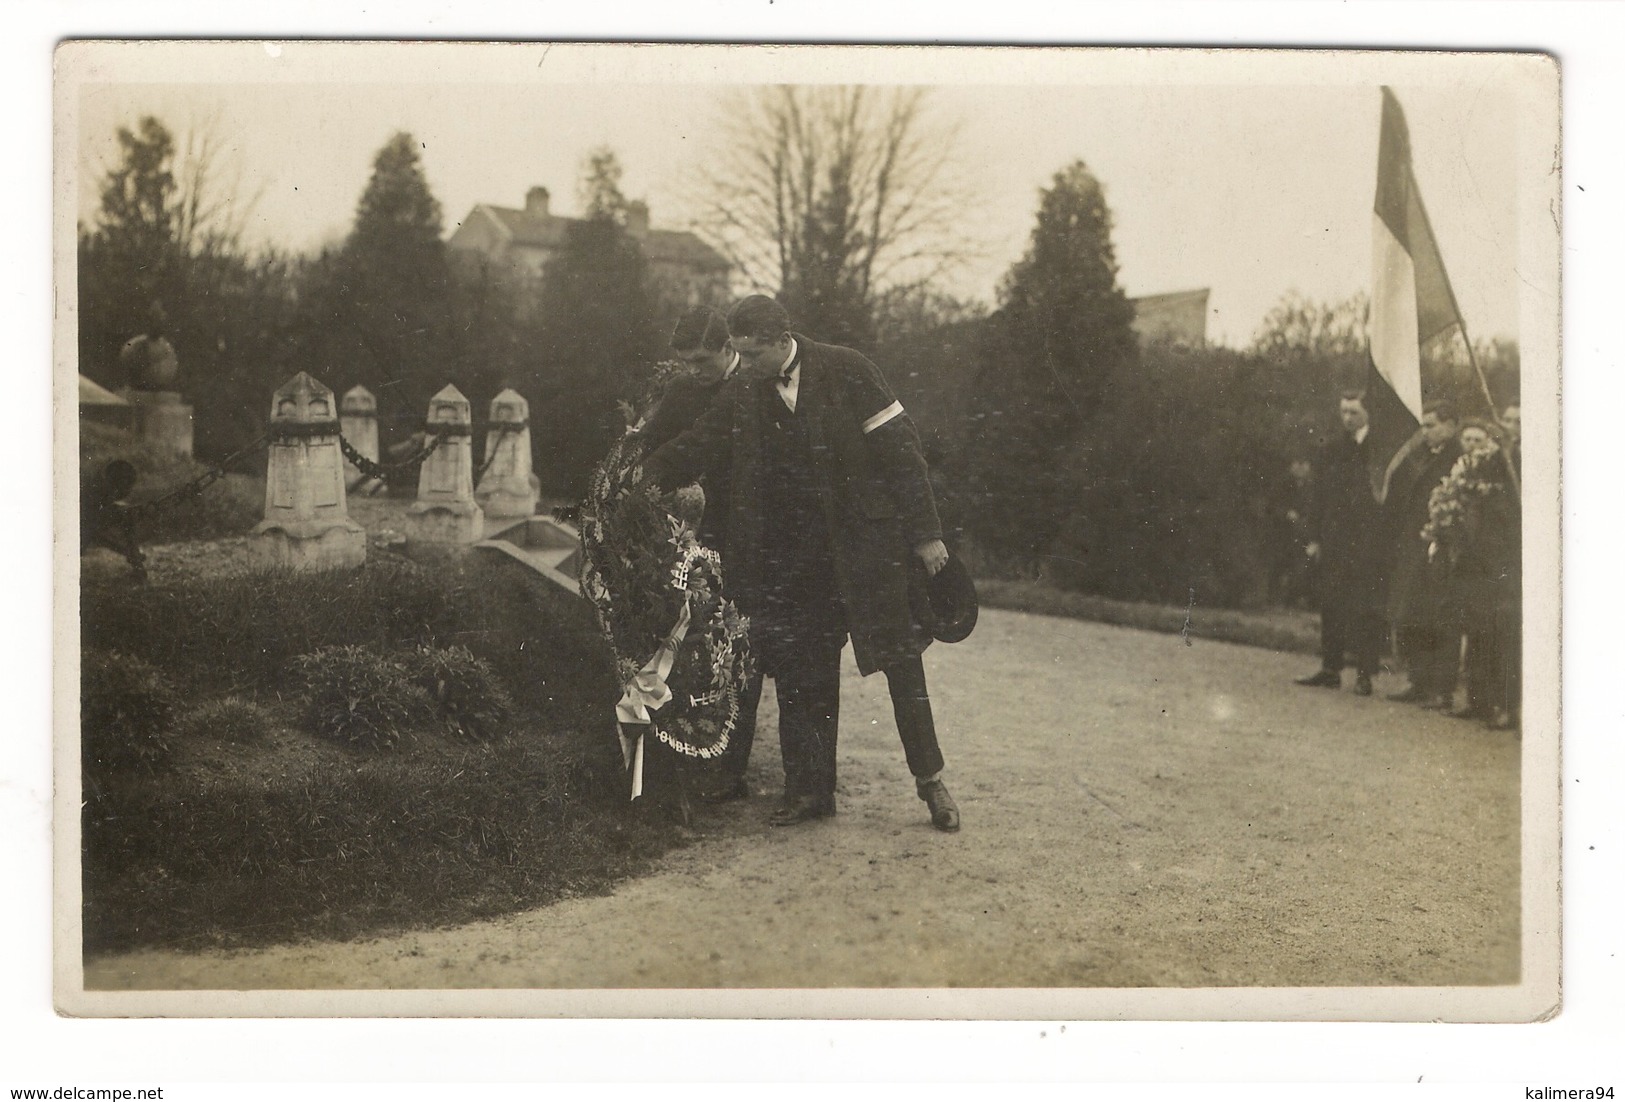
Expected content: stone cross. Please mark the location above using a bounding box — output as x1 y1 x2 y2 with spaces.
251 372 367 571
339 385 381 492
407 384 484 545
474 388 539 521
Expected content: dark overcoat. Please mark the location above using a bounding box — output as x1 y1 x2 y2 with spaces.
637 373 734 550
1446 451 1521 629
645 335 942 677
1306 431 1387 613
1385 438 1462 625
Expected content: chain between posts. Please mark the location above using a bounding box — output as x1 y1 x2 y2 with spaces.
472 420 525 484
338 428 446 484
124 417 506 516
126 430 272 518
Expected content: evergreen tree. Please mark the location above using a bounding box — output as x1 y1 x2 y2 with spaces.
530 148 663 500
967 161 1137 568
79 117 186 385
302 131 454 422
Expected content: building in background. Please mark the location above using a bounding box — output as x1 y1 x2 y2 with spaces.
1129 287 1210 348
448 186 731 313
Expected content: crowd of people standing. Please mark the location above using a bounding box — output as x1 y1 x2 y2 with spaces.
1294 390 1522 731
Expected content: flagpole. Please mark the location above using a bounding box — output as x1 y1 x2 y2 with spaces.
1403 162 1523 496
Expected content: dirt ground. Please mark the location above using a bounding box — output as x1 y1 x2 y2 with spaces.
83 607 1520 991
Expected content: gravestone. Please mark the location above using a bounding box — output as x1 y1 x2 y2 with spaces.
474 388 539 521
251 372 367 571
339 385 382 493
407 384 484 545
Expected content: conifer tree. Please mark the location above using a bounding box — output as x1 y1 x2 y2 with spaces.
303 131 453 419
530 148 663 499
968 161 1137 567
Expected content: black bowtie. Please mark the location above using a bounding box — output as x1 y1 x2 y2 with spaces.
778 362 798 386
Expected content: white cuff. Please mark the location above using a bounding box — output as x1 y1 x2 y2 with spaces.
862 401 904 435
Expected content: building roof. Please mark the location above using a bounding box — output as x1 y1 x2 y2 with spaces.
79 374 128 406
1129 287 1210 346
472 204 729 271
1130 288 1211 313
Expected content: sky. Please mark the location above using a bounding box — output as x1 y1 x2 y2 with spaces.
73 52 1523 349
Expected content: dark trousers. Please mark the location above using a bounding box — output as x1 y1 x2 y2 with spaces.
775 642 945 800
1396 622 1461 697
1320 604 1384 677
1465 606 1521 715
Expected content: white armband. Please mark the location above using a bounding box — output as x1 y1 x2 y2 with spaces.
861 400 904 435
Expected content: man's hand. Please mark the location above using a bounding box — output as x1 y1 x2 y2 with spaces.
915 538 949 577
1305 541 1321 561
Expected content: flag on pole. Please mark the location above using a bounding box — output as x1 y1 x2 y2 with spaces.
1366 86 1471 500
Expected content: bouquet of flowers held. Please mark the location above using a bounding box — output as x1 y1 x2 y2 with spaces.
579 365 753 772
1421 443 1504 563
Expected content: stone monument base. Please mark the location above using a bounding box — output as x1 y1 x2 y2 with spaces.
407 502 484 545
122 389 194 458
475 487 538 523
251 518 368 571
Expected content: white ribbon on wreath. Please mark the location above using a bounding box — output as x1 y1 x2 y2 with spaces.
616 600 692 800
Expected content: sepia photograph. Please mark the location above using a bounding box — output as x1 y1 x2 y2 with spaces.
53 41 1560 1021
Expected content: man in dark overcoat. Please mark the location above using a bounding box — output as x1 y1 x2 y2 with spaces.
1295 390 1387 695
644 295 961 831
1383 400 1463 709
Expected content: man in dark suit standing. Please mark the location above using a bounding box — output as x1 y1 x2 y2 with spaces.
1295 390 1387 696
644 295 961 832
1383 400 1463 709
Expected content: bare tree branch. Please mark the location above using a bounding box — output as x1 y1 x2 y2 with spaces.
685 86 980 323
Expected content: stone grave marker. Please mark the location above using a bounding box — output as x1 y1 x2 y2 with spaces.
339 384 381 492
251 371 367 571
407 384 484 545
474 388 539 521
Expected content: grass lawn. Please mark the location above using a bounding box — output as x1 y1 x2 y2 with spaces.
79 548 695 954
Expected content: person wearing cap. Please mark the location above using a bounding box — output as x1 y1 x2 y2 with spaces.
634 306 761 802
643 295 964 832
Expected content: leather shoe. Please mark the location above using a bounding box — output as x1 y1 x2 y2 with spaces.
916 778 961 833
699 777 750 804
1353 674 1373 696
1418 694 1455 710
769 793 835 826
1386 684 1427 703
1294 669 1342 689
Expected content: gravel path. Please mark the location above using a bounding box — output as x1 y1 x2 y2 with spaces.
84 608 1520 991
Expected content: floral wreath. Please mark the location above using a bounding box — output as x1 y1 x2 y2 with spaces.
1420 442 1505 559
579 364 754 772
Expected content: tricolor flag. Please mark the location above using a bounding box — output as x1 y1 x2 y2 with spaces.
1366 86 1474 500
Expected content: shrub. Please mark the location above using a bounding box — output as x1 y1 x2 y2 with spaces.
80 422 263 544
81 649 180 775
406 644 515 741
292 645 436 752
176 696 279 744
83 559 458 693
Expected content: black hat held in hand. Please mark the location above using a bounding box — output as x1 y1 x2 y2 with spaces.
910 553 978 644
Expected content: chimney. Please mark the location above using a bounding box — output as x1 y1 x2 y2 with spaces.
625 200 650 237
525 186 551 217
